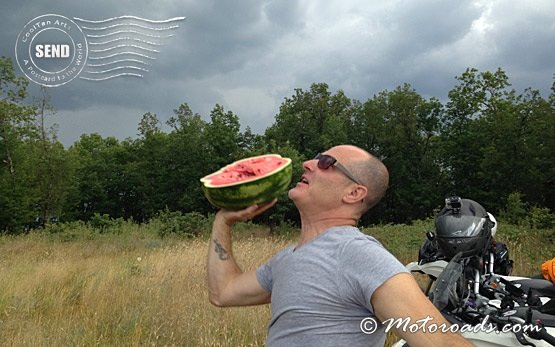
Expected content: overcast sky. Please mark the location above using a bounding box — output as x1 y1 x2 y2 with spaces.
2 0 554 146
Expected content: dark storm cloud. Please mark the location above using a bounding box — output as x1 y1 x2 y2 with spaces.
1 0 554 145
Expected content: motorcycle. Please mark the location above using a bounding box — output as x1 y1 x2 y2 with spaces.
392 247 555 346
392 197 555 346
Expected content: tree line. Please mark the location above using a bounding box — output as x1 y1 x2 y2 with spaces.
1 57 554 233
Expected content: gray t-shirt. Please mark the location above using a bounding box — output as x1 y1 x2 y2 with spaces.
256 226 408 347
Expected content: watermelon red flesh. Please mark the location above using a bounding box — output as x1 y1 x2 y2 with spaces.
200 154 292 210
204 156 288 186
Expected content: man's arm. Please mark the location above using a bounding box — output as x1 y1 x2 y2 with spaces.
207 201 275 307
371 272 473 347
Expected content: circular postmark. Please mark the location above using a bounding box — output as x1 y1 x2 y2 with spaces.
15 14 88 87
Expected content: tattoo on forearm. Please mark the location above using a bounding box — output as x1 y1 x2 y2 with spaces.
213 239 229 260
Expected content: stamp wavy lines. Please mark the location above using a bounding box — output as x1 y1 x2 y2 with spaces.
85 66 150 74
74 15 185 24
81 65 148 80
80 73 144 81
86 30 175 39
75 16 184 81
87 52 157 61
74 16 184 31
90 44 160 53
87 59 150 67
79 23 181 31
88 37 161 47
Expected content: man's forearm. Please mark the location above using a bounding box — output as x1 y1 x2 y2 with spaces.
207 217 242 305
206 202 276 306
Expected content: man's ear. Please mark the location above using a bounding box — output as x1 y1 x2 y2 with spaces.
342 185 368 205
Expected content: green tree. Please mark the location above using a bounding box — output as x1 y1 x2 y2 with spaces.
204 104 242 168
165 103 211 212
137 112 161 138
442 68 554 213
27 87 76 225
265 83 354 157
353 84 445 223
239 126 265 154
0 57 38 231
441 68 513 206
67 134 132 220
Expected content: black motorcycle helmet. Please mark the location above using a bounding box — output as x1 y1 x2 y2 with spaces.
435 197 492 259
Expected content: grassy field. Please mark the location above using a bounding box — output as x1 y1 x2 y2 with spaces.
0 220 552 346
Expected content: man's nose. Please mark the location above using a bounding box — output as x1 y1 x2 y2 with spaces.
303 159 316 172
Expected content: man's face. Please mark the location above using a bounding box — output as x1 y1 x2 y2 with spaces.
288 147 358 211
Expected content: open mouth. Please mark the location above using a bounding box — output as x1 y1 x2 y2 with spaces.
299 176 309 184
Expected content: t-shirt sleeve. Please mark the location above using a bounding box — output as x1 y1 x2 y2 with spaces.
256 260 273 293
338 237 408 313
256 246 292 293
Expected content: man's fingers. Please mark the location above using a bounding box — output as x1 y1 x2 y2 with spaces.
242 199 277 219
255 199 277 214
219 198 278 225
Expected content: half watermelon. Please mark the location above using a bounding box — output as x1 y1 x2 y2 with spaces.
200 154 293 210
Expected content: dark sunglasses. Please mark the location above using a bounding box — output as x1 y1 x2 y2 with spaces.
314 153 363 185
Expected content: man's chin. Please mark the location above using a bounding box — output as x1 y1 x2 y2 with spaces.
287 187 295 199
288 186 307 206
288 186 301 200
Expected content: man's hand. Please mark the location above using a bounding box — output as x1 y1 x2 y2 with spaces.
216 199 278 226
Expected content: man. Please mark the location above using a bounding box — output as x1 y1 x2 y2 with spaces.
207 145 471 346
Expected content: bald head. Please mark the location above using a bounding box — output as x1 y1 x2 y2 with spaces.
329 145 389 214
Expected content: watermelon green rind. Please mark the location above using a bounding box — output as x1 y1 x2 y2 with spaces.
200 155 292 210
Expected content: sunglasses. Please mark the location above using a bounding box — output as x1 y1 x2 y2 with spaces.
314 153 363 185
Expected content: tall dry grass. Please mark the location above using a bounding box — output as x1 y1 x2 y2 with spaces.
0 228 290 346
